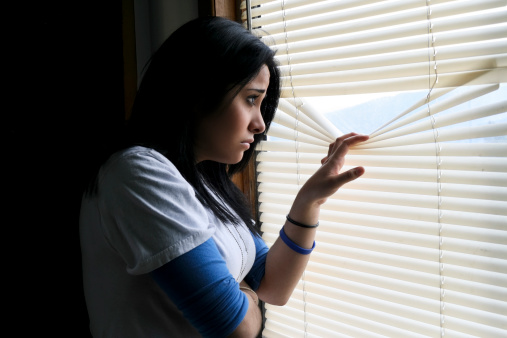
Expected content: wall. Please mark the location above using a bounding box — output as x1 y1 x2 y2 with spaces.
7 1 199 335
134 0 199 87
8 1 206 335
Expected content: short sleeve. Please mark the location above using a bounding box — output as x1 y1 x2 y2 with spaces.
97 147 215 275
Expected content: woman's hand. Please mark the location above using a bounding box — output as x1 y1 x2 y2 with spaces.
296 132 369 207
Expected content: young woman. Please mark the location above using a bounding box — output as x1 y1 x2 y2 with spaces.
79 16 368 337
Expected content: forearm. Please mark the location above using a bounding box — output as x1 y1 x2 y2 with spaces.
229 282 262 337
256 198 319 305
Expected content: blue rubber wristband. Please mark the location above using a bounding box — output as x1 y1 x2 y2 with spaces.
279 226 315 255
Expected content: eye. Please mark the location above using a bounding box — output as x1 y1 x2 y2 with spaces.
247 95 259 106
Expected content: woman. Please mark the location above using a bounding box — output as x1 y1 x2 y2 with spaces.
80 16 368 337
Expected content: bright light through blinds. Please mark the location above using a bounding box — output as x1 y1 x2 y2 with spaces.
241 0 507 337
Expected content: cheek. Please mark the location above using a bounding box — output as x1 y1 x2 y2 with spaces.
221 103 247 130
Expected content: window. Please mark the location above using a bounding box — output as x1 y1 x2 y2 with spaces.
242 0 507 337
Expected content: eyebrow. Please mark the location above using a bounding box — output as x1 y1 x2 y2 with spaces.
247 88 266 94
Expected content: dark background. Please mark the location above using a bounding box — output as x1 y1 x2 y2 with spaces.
8 2 124 335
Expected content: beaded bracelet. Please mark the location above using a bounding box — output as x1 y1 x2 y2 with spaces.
240 286 259 305
286 214 319 228
279 226 315 255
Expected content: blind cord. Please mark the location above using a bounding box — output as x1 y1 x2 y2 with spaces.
425 2 445 337
281 0 308 336
245 0 252 32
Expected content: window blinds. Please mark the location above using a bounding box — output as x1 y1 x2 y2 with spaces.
241 0 507 337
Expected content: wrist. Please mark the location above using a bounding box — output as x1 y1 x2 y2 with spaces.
297 180 329 206
286 214 319 228
288 199 321 227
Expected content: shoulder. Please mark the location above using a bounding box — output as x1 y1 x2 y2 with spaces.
100 146 181 184
104 146 176 174
96 146 195 204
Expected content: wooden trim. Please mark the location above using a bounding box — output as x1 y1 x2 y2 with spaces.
214 0 240 21
199 0 241 22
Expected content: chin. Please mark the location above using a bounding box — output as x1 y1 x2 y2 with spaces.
228 159 243 165
225 155 244 165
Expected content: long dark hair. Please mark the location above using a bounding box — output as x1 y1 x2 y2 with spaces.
84 16 280 235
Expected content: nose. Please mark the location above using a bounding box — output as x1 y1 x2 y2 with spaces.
250 108 266 134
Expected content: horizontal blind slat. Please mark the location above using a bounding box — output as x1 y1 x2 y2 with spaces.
357 120 507 148
261 213 507 246
244 0 381 19
263 218 507 262
280 68 506 96
272 110 332 142
257 152 507 172
259 5 507 46
363 99 507 144
370 83 501 138
258 178 507 202
280 54 507 86
289 284 507 330
260 201 507 229
293 271 507 311
257 163 507 186
266 124 331 145
251 0 465 29
268 21 507 57
269 297 438 337
258 140 507 157
280 45 507 86
277 40 507 73
276 98 339 138
264 306 395 338
259 183 507 212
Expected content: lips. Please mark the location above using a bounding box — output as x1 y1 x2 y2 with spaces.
241 139 254 150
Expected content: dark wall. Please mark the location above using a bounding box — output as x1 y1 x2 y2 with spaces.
8 2 124 335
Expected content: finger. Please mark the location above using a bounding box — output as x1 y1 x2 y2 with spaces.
337 134 370 152
332 133 368 150
322 134 369 169
328 133 362 149
335 166 365 187
327 134 369 162
327 133 356 151
344 133 369 145
337 132 359 141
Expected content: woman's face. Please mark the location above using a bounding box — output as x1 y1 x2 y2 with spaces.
194 65 270 164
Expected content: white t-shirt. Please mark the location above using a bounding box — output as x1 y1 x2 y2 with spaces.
79 146 256 337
